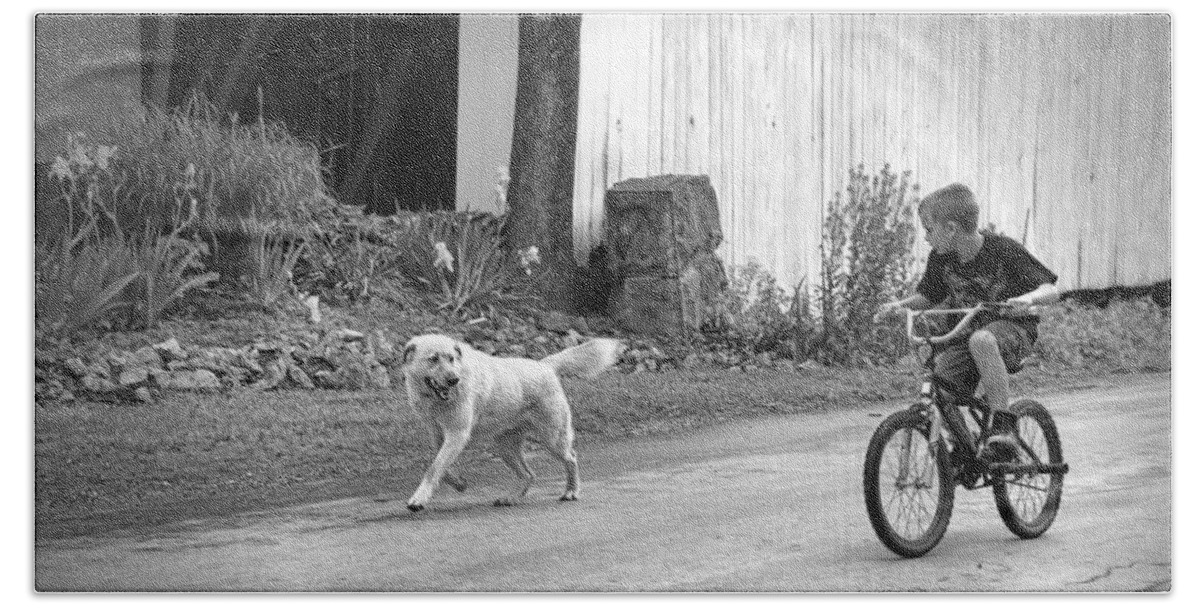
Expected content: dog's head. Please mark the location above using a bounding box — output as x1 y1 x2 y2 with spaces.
401 334 464 401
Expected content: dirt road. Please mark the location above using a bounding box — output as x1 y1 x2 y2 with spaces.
35 373 1171 592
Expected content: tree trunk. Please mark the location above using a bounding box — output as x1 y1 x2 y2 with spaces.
504 15 581 311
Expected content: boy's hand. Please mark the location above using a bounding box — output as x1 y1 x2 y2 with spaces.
1004 295 1034 311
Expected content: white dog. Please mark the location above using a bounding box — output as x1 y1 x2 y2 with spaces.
400 334 624 512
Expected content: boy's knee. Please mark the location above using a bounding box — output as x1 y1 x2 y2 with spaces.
968 330 1000 356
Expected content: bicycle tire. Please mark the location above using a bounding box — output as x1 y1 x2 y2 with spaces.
992 399 1064 539
863 409 956 558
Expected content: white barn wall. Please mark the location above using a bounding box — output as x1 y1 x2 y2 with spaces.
573 13 1171 291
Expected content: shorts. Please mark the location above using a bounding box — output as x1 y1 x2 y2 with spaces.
932 320 1036 400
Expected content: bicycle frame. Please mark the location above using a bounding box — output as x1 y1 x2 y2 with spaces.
905 303 1066 487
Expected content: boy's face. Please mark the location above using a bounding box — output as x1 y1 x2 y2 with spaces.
919 210 955 253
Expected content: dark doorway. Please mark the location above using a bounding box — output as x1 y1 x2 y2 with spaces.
153 14 459 214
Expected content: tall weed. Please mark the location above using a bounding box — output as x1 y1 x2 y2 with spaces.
818 164 919 365
707 260 800 355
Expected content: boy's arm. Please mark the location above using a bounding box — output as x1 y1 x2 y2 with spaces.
1007 282 1060 307
874 293 933 322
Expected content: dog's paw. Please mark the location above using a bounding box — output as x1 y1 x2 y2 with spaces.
559 491 579 502
406 502 426 513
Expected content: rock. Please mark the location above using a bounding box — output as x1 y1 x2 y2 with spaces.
65 358 91 378
153 338 188 361
81 374 119 393
287 364 314 389
252 359 289 390
507 344 527 358
237 350 264 375
681 353 701 369
152 369 221 392
129 346 164 369
332 328 366 342
133 387 153 403
117 367 150 387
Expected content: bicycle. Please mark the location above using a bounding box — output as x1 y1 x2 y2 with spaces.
862 302 1070 558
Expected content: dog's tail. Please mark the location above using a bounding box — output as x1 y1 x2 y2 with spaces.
541 338 625 379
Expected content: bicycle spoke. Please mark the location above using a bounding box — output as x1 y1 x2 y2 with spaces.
1005 477 1049 492
877 425 942 541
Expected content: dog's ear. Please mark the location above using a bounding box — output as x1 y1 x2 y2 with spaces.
402 343 417 365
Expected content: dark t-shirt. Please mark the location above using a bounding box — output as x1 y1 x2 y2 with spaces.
916 232 1058 332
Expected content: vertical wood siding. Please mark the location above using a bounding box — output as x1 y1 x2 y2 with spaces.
574 13 1170 290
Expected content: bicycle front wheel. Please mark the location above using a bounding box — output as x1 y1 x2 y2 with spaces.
992 399 1065 539
863 409 956 558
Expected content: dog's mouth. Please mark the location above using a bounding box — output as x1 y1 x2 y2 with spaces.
424 377 455 401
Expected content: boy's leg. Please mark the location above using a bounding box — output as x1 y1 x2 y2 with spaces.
969 321 1035 461
932 342 979 402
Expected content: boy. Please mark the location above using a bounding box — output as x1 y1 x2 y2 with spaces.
875 183 1059 461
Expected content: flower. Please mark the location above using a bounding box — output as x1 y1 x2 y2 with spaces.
433 241 455 273
518 245 540 275
94 145 118 171
49 156 72 181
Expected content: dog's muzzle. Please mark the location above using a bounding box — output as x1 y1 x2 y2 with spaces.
424 376 458 401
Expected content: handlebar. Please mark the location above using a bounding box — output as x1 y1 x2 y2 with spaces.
905 302 1037 345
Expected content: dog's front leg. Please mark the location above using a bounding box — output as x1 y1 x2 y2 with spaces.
407 429 470 512
424 427 468 492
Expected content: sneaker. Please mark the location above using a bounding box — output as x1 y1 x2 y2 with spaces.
982 410 1021 462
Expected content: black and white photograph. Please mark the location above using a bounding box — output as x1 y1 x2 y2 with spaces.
25 3 1181 596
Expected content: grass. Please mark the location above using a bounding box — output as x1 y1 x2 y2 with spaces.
34 349 1143 540
34 290 1171 543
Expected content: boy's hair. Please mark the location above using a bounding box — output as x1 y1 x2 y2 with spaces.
919 183 979 232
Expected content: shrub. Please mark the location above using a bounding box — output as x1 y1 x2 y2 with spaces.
35 135 218 335
818 164 919 365
296 205 410 304
243 230 308 308
391 212 543 315
34 232 141 336
706 260 794 355
37 93 335 284
1036 298 1171 374
294 205 541 315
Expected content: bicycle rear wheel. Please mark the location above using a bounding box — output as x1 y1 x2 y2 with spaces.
863 409 955 557
992 399 1064 538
